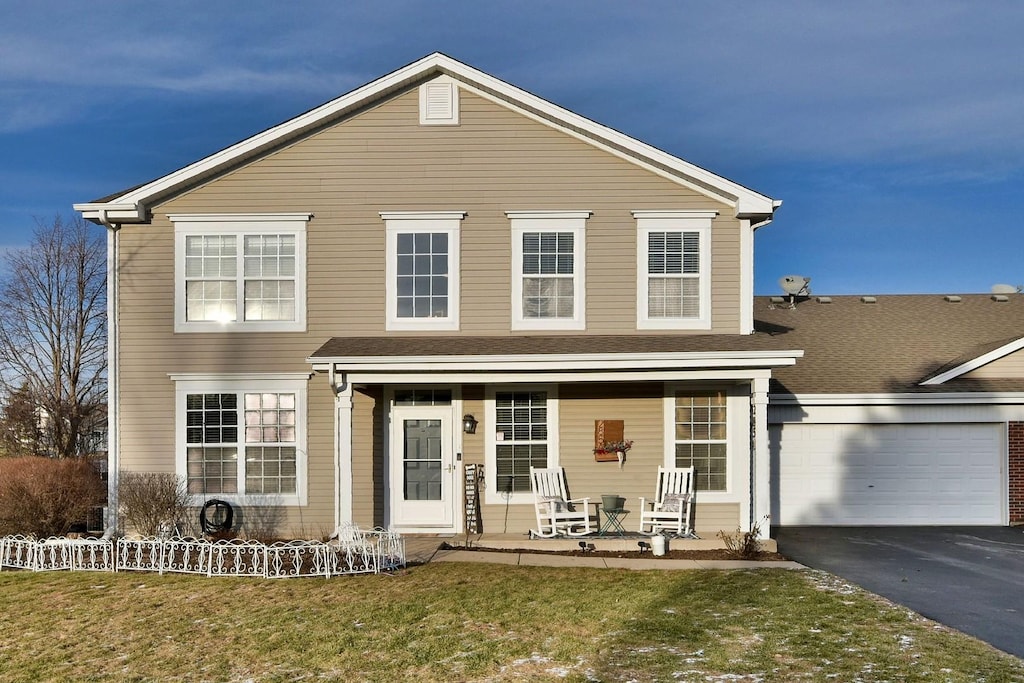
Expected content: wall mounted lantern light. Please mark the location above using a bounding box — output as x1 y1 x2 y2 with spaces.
462 414 478 434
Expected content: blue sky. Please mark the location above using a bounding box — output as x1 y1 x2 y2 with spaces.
2 1 1022 295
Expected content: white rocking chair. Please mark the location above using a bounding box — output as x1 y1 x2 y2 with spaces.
530 467 593 538
638 466 695 537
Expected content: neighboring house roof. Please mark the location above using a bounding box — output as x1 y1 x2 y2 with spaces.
75 52 778 224
756 294 1024 395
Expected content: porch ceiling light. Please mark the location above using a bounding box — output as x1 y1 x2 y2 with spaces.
463 414 478 434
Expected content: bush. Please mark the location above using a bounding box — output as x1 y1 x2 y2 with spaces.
717 517 765 559
118 472 190 536
0 456 105 537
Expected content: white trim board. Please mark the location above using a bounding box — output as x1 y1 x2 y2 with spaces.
919 337 1024 385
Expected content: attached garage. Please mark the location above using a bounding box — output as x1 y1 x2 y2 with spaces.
771 422 1004 526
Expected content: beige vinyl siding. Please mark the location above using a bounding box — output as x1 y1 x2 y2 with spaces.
474 383 742 536
352 386 383 528
115 84 744 537
143 87 740 338
692 503 741 536
962 348 1024 379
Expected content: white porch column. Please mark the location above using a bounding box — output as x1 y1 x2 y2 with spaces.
751 376 771 539
334 380 354 528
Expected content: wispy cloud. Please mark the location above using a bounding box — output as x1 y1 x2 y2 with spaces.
3 1 1024 173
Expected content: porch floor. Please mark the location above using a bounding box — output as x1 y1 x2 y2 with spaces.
403 532 777 563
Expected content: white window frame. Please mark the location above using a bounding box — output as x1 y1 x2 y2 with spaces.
382 211 465 331
172 373 309 507
507 211 588 331
662 383 741 501
634 210 716 330
485 384 559 505
171 213 310 333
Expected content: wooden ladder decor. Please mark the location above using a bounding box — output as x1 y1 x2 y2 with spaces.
464 464 482 533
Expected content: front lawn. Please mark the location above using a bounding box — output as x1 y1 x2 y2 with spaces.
0 564 1020 682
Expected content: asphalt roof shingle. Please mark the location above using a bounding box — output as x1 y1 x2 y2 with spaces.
756 294 1024 394
308 294 1024 395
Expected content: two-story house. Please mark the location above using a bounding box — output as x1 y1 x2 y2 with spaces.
76 53 1024 539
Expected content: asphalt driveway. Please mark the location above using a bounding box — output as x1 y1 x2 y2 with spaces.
775 526 1024 659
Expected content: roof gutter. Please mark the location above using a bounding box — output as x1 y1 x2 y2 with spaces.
74 201 146 225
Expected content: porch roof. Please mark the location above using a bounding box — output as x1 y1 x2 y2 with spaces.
309 333 801 359
307 334 802 383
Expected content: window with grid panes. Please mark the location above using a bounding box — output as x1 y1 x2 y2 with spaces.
395 232 449 319
173 214 308 332
521 231 575 319
674 390 727 491
494 391 548 493
382 213 463 331
185 391 297 496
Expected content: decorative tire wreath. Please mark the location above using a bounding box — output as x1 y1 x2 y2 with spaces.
199 499 234 534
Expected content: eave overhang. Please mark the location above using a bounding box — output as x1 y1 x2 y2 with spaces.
919 336 1024 386
73 202 146 224
308 349 803 385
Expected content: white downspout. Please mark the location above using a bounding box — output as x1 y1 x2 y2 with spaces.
97 211 120 533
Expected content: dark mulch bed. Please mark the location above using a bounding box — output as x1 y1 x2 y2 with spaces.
440 542 788 561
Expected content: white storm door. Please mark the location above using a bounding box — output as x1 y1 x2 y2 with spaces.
390 406 456 529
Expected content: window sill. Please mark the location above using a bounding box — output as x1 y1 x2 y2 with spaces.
386 321 460 331
486 492 533 506
187 494 306 508
636 317 711 331
511 318 586 331
175 320 306 334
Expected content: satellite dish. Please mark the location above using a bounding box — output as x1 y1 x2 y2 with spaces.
779 275 811 297
991 284 1018 294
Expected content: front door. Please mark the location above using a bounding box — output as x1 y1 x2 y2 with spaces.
389 405 457 530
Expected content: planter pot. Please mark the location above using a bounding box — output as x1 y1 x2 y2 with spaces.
602 495 625 511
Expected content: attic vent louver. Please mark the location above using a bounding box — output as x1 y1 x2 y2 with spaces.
816 296 832 303
944 295 962 302
860 296 877 304
992 294 1009 302
419 79 459 125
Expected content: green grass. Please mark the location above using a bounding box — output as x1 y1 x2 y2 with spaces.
0 564 1020 682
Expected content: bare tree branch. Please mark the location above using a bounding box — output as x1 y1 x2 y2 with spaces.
0 215 106 458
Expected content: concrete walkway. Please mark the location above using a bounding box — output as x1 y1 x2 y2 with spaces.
403 537 803 570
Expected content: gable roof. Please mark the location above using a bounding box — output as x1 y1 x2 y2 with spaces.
75 52 778 225
757 294 1024 395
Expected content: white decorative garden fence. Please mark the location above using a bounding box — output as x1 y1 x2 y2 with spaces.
0 528 405 578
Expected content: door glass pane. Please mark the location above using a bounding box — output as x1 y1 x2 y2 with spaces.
404 419 442 501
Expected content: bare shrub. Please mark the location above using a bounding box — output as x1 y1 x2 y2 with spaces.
717 517 765 559
0 456 105 537
119 472 190 536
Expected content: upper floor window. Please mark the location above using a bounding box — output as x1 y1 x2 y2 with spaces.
171 214 310 333
382 212 464 331
634 211 715 330
507 212 589 330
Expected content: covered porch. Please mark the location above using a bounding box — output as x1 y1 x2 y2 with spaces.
307 335 802 541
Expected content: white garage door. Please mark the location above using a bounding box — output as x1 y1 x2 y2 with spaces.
772 423 1003 525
